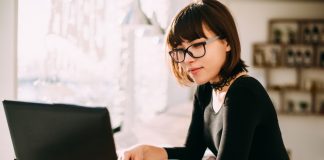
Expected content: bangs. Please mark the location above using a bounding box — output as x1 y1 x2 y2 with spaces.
167 4 206 48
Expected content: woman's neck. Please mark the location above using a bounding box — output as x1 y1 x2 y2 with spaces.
213 71 247 94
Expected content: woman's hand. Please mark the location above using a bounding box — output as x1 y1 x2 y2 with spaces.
118 144 168 160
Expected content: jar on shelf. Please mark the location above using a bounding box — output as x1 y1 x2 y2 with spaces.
286 49 295 66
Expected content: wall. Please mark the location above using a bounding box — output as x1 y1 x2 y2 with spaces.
0 0 17 159
226 1 324 160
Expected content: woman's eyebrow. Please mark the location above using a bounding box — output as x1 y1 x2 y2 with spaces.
174 44 185 49
190 38 206 44
174 38 205 49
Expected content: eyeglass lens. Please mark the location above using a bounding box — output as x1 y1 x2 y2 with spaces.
170 42 206 62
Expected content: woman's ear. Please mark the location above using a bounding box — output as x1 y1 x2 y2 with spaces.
225 40 231 52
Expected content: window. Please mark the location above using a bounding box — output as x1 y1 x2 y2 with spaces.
17 0 170 127
18 0 126 127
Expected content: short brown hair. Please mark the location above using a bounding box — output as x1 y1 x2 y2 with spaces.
165 0 247 86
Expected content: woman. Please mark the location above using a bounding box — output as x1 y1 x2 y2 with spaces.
120 0 289 159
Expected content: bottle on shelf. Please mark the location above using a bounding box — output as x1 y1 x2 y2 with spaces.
312 24 320 44
295 50 303 67
321 26 324 44
303 49 312 67
320 51 324 67
287 100 295 113
254 52 264 66
286 49 295 67
273 28 282 44
288 28 296 44
320 102 324 115
303 25 311 43
299 101 308 113
271 48 279 66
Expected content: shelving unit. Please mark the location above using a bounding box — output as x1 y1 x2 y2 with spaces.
253 19 324 115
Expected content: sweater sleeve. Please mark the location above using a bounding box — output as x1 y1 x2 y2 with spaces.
216 84 262 160
164 87 207 160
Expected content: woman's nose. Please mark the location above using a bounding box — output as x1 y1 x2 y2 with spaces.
183 52 195 64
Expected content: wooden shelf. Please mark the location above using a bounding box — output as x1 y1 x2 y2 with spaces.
254 65 324 69
253 18 324 115
267 87 324 93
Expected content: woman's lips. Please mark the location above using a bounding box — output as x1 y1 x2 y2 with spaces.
188 67 203 74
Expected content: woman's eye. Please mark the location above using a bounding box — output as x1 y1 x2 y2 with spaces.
175 48 185 52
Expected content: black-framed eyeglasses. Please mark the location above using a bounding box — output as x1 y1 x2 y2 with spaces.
169 36 220 63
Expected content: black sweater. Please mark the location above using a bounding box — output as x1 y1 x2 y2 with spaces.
164 76 289 160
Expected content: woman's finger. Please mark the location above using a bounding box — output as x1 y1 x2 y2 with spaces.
120 151 131 160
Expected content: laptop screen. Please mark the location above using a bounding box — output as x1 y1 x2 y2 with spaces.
3 100 118 160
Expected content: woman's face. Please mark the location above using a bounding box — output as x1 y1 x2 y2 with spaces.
178 24 231 85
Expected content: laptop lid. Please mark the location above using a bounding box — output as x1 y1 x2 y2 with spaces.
3 100 118 160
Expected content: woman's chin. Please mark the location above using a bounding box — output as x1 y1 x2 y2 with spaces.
193 78 209 85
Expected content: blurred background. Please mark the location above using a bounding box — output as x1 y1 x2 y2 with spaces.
1 0 324 160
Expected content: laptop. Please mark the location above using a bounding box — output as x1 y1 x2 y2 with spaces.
2 100 118 160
